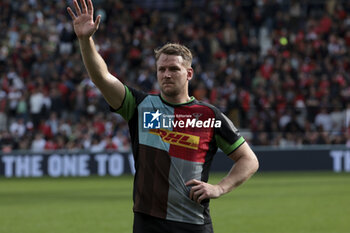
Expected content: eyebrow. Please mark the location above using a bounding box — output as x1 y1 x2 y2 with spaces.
158 65 181 69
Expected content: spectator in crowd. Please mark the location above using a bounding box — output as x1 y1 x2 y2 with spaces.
31 133 46 152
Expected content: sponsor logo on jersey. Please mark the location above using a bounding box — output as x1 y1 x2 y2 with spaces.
149 128 200 150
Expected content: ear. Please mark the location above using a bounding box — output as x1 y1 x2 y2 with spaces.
187 67 194 81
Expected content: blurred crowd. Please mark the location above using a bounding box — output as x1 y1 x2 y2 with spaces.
1 0 350 153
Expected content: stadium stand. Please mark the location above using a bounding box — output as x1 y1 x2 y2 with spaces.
0 0 350 152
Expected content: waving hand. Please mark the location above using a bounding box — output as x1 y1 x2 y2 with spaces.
67 0 101 39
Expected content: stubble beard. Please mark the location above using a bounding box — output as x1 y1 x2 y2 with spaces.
161 85 180 98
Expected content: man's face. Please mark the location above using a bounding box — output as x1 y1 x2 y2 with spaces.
156 54 193 98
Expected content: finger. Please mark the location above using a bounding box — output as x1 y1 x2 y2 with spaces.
189 186 194 200
189 184 202 200
67 7 77 20
197 193 207 203
87 0 94 15
73 0 82 16
193 189 204 203
185 179 201 186
94 15 101 30
189 185 197 200
80 0 88 14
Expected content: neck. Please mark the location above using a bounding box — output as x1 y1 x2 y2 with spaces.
161 93 191 104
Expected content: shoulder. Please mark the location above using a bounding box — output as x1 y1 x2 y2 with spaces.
125 85 162 105
190 100 224 117
192 100 241 137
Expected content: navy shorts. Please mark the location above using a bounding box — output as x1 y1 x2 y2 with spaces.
133 212 214 233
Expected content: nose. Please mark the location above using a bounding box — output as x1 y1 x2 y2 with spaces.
163 69 171 78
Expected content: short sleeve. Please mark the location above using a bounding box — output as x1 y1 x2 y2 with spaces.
110 85 146 121
214 112 245 155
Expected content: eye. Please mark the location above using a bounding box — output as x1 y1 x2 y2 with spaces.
170 66 180 71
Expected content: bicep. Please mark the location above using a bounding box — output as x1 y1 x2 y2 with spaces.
228 142 258 164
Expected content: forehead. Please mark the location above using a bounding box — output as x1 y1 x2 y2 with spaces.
156 54 185 67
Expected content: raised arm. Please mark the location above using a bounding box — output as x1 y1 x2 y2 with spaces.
67 0 125 109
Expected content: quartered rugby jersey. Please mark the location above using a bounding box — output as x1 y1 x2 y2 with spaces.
112 85 245 225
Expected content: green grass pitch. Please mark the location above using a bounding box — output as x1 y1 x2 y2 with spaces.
0 172 349 233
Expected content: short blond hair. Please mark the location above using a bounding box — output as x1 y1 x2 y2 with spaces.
154 43 193 67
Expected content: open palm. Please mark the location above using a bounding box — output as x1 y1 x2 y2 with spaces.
67 0 101 39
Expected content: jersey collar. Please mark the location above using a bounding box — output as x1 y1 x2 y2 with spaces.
160 95 196 106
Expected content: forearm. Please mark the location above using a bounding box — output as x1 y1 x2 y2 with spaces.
78 37 109 84
217 151 259 195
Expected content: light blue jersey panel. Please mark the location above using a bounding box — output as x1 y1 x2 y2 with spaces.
138 95 174 152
